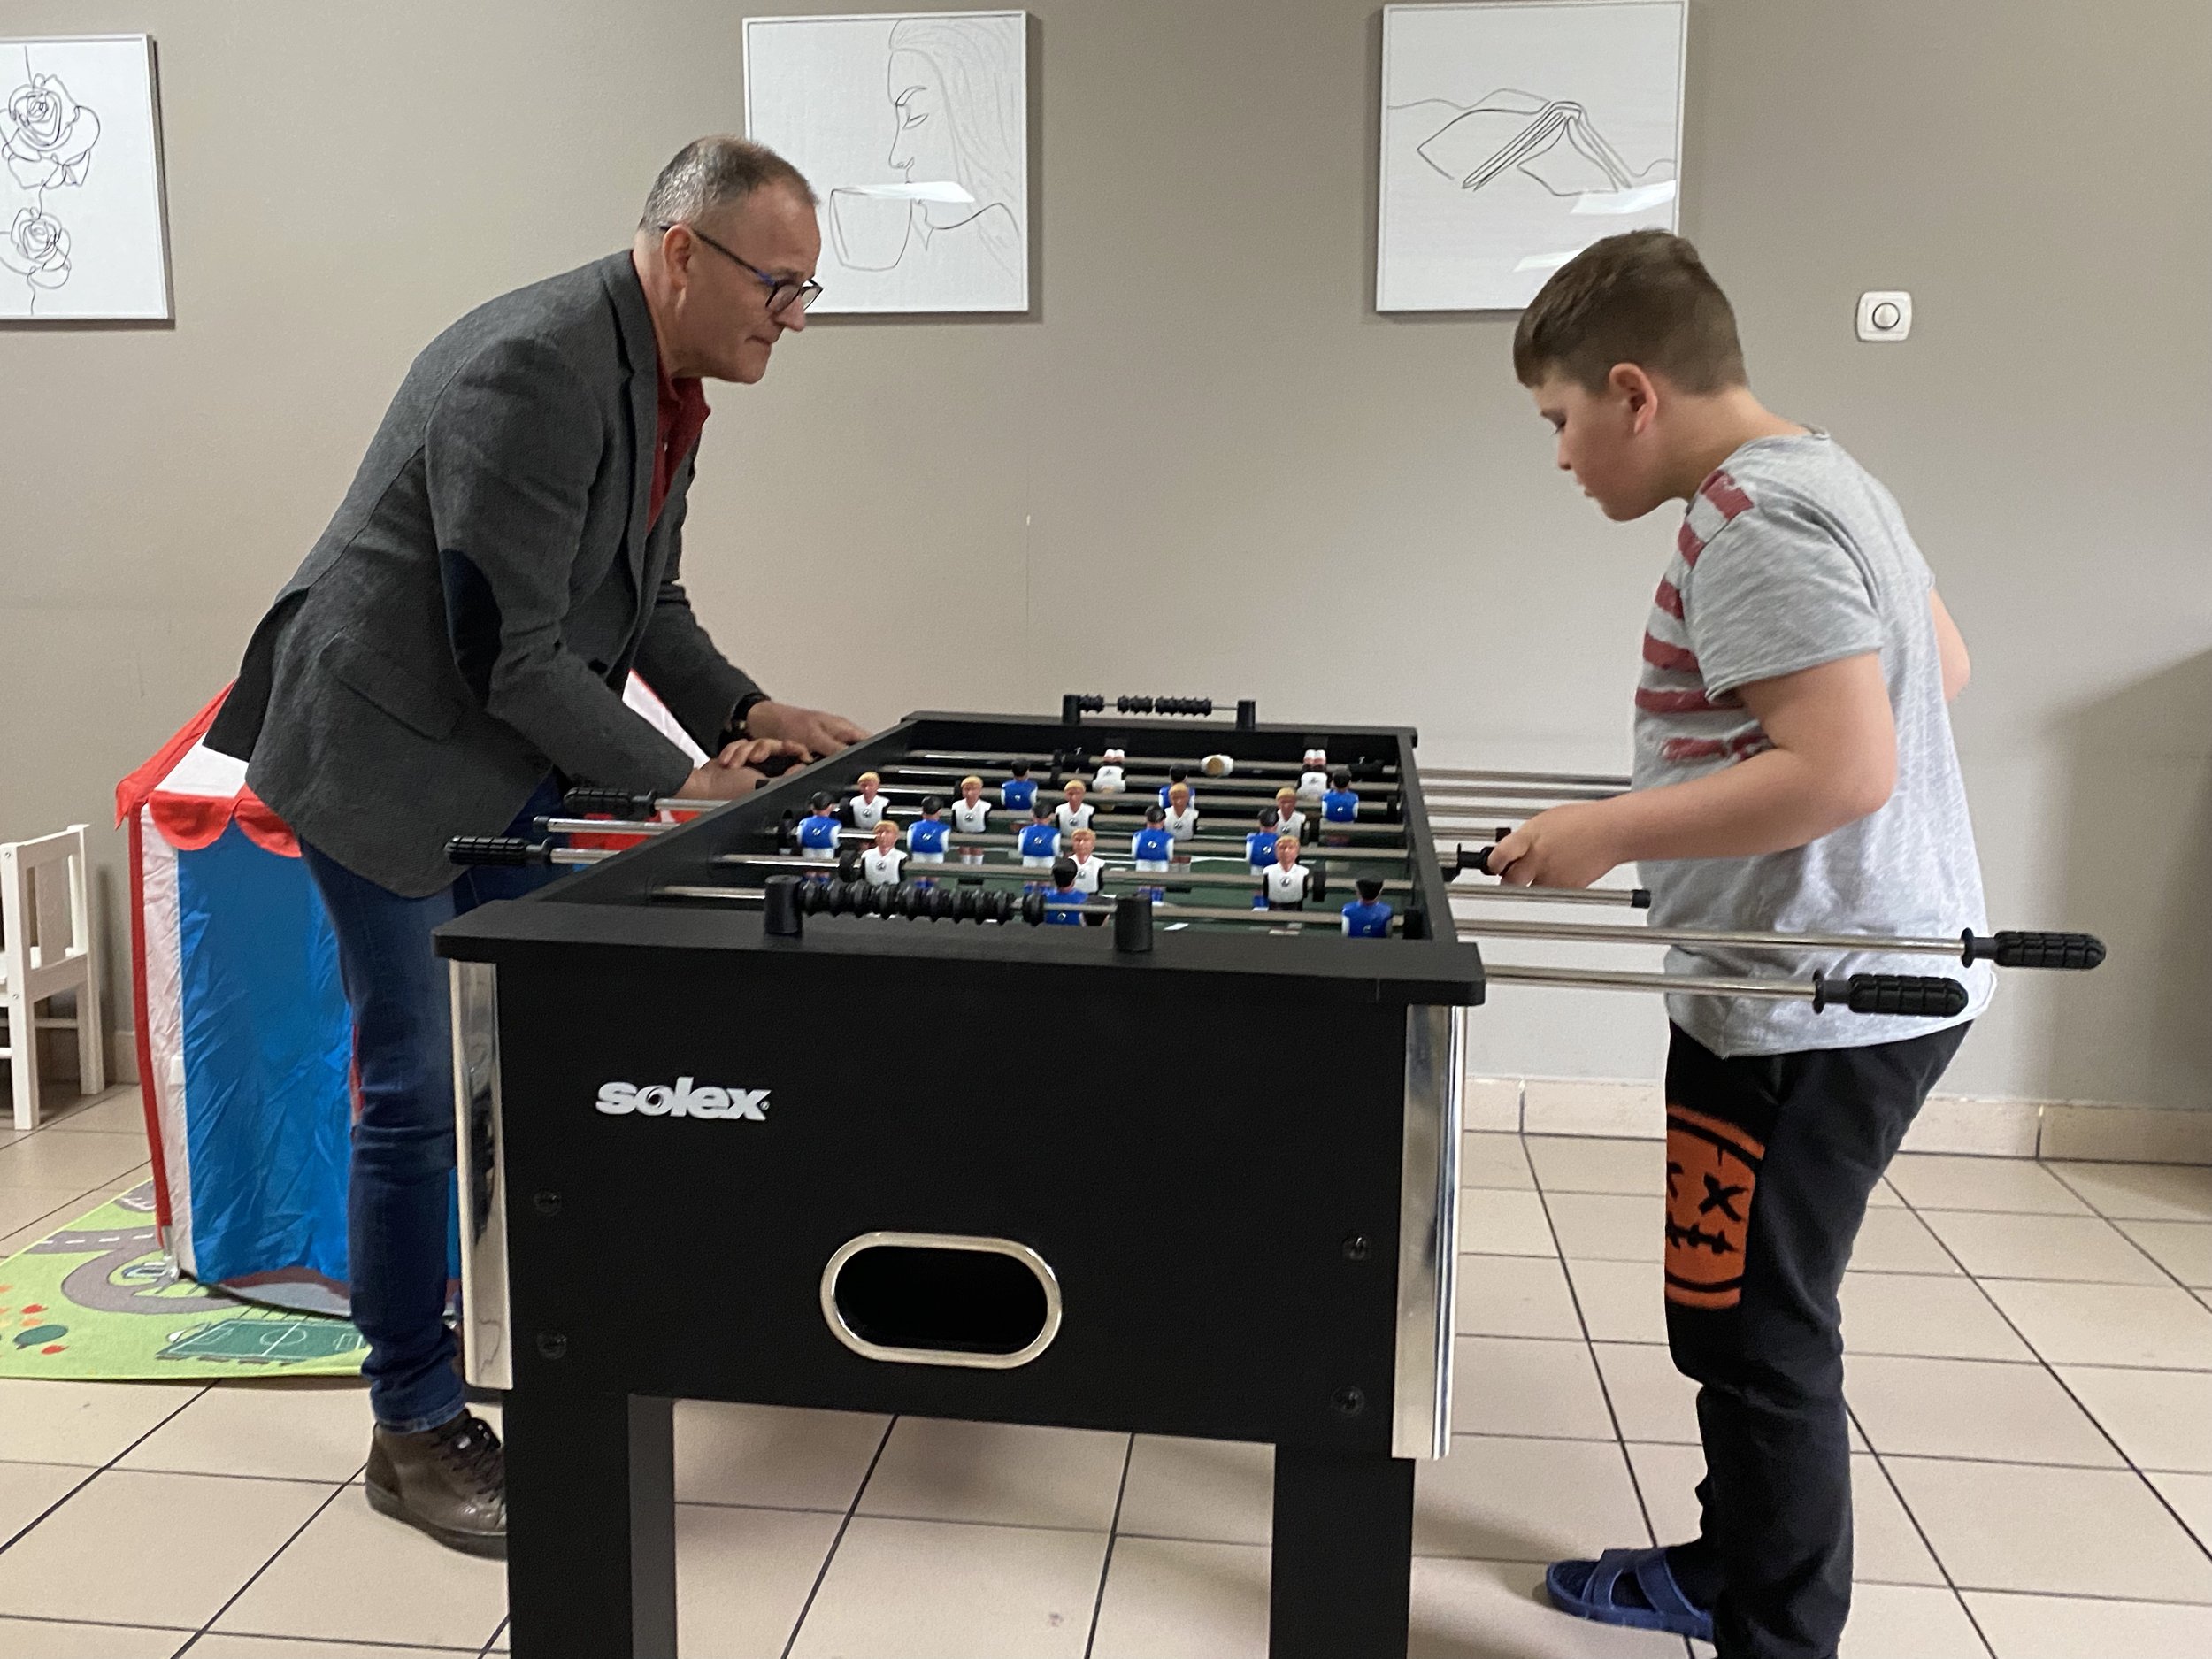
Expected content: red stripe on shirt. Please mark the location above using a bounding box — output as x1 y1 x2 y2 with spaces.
1699 469 1755 521
1654 578 1683 618
1676 518 1706 566
1635 686 1740 715
1642 633 1700 674
1661 727 1773 764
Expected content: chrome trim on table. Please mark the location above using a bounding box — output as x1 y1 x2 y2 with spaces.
449 961 512 1392
1393 1004 1462 1460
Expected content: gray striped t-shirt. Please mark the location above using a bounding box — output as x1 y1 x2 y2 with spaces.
1630 432 1991 1056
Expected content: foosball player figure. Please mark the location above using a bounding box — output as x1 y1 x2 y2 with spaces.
860 820 907 887
1297 748 1330 803
1131 805 1173 902
1340 874 1393 937
1202 752 1235 777
1247 806 1280 872
1321 766 1360 845
1258 835 1311 910
796 791 841 871
907 795 950 884
1156 764 1193 810
1055 777 1095 835
1067 827 1106 895
1018 802 1061 883
1273 785 1310 843
1042 857 1087 926
1000 762 1038 813
1091 749 1127 794
849 771 889 831
1163 782 1199 842
952 775 992 833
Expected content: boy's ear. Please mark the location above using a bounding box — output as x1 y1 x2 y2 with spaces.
1609 362 1662 434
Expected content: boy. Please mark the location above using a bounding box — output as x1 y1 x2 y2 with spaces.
1496 231 1986 1659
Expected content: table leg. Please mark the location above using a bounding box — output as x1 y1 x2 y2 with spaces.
1269 1444 1415 1659
504 1389 675 1658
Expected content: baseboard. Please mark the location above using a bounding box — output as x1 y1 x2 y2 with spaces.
1466 1061 2211 1164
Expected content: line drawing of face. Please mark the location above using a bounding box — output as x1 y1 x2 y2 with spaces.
883 19 1022 274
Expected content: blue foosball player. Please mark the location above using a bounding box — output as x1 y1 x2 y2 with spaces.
1341 874 1394 938
1246 806 1280 872
796 792 841 872
1018 803 1061 885
1043 857 1087 925
908 795 949 883
1133 806 1174 901
1322 767 1361 846
1001 763 1038 814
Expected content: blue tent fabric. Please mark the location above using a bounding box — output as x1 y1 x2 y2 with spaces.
174 822 353 1288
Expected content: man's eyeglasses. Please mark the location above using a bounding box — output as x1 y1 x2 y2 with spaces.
661 222 824 317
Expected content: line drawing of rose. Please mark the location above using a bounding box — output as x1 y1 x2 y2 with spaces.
3 71 101 190
2 207 72 288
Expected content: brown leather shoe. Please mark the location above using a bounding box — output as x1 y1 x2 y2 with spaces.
365 1410 506 1557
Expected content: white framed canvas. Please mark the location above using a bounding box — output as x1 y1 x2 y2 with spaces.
745 10 1028 314
1378 1 1685 312
0 35 171 320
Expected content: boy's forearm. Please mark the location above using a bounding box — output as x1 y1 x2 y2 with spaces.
1596 749 1890 864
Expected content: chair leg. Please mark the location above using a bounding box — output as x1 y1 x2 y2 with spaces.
4 991 36 1132
73 985 105 1097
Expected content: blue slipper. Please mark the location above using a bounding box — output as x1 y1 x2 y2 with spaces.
1545 1546 1715 1641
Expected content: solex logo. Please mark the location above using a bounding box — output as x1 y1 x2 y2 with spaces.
595 1078 771 1122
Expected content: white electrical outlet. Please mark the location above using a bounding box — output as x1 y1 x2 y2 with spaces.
1856 290 1912 342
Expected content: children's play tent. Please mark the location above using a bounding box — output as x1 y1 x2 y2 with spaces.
116 679 704 1314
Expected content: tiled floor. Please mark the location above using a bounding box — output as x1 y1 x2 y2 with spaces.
4 1092 2212 1656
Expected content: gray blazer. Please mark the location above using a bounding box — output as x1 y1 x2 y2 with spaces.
208 252 758 896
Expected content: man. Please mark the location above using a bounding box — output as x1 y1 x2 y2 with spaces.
206 137 865 1556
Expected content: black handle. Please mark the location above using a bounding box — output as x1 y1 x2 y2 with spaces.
1814 973 1970 1017
564 787 656 818
1963 930 2107 971
776 878 1065 928
1061 693 1228 719
447 835 551 868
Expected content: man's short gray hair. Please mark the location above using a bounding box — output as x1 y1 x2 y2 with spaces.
640 136 817 229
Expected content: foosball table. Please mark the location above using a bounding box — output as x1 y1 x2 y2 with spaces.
436 698 2101 1658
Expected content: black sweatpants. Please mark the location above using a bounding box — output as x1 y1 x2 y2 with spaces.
1660 1019 1970 1659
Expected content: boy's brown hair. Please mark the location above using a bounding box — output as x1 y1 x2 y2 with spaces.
1512 229 1747 395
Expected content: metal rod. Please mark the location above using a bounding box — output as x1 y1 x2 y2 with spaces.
655 882 1362 927
1421 783 1620 803
540 817 672 837
1423 766 1631 788
906 748 1402 780
708 852 1415 893
1449 882 1646 908
1482 964 1819 1002
1448 913 1969 959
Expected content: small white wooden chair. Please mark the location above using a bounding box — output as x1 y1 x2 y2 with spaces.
1 826 107 1130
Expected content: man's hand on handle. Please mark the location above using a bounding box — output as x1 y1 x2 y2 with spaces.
746 700 869 757
676 736 810 802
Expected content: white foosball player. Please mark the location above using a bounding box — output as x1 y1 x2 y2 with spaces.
1297 749 1329 803
1068 827 1107 895
1055 778 1095 835
1091 749 1127 794
1163 782 1199 841
861 821 908 887
1259 836 1312 910
849 772 889 831
1272 786 1310 844
951 775 992 834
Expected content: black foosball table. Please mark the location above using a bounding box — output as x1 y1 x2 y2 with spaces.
440 705 1485 1659
438 698 2099 1657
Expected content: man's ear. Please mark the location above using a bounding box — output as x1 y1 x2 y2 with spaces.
1609 362 1661 436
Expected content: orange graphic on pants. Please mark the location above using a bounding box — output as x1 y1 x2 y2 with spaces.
1663 1105 1765 1310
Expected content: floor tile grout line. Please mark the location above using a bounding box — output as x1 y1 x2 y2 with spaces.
1857 1431 1997 1658
2036 1166 2212 1299
1524 1151 1661 1552
0 1379 212 1557
175 1478 351 1652
778 1411 897 1659
1881 1180 2212 1576
1080 1432 1137 1659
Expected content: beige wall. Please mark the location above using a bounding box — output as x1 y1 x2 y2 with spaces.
4 1 2207 1109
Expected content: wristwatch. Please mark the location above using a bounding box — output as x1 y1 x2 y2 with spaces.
717 690 772 750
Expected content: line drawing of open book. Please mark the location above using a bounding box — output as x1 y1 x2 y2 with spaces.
1400 88 1674 201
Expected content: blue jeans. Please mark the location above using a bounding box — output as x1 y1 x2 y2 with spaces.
303 777 566 1432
